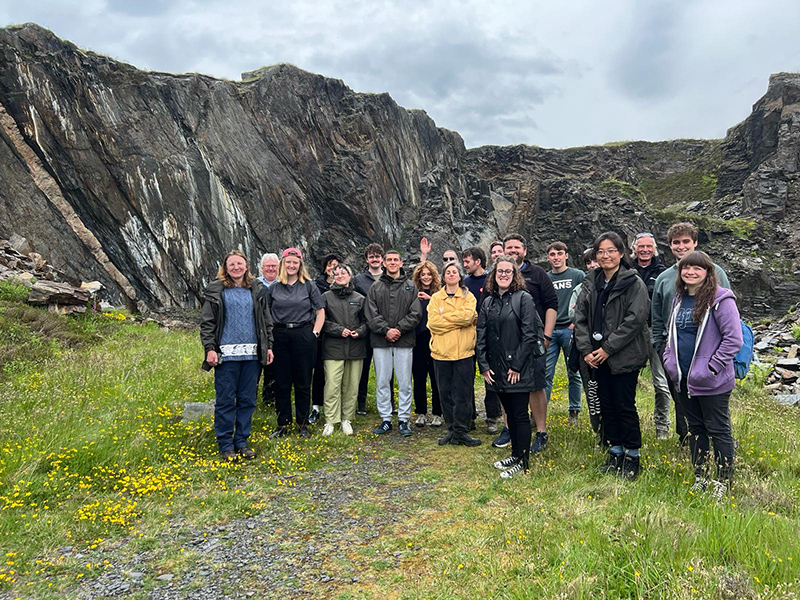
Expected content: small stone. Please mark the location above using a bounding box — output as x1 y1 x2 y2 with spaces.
775 394 800 406
776 358 800 370
755 341 771 351
183 401 215 421
156 573 174 581
788 345 799 359
128 571 144 580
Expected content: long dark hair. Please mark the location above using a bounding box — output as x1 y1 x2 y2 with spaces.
592 231 633 269
485 255 526 295
675 251 718 324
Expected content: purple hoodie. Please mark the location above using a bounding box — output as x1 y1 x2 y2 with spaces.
663 286 743 396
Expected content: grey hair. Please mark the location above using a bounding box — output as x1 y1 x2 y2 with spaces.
260 252 279 266
332 263 354 278
630 234 659 258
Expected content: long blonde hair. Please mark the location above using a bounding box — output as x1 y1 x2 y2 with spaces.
216 250 254 288
277 253 311 284
412 261 441 293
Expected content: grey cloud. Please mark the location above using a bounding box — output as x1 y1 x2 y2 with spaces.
104 0 172 18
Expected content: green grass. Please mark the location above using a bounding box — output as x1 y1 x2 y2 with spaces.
640 170 718 209
0 302 798 598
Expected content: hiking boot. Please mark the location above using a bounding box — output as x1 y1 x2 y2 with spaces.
298 425 311 439
308 407 321 424
530 431 549 454
415 414 427 427
656 429 670 441
356 400 367 416
690 476 708 493
500 456 529 479
235 447 256 460
492 427 511 448
399 421 412 437
486 418 499 435
269 426 288 439
219 449 237 463
430 415 444 427
711 479 729 501
322 423 334 436
469 420 476 431
450 435 481 447
373 421 392 435
569 410 579 426
493 455 520 470
618 453 640 481
437 431 454 446
341 420 353 436
598 452 623 475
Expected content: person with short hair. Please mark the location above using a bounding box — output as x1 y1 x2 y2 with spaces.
353 243 386 415
502 233 558 454
310 254 341 424
651 222 731 443
411 261 443 427
266 248 326 439
544 241 585 425
662 251 742 498
321 263 367 436
574 232 650 480
489 241 505 268
366 250 422 436
201 250 274 461
428 262 480 447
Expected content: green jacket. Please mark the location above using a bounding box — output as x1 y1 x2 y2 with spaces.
365 269 422 349
322 284 368 360
573 266 650 375
200 279 273 370
651 263 730 353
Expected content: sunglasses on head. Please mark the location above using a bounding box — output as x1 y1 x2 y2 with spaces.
635 232 654 240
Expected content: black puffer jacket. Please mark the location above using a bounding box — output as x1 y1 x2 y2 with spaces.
573 266 650 375
322 284 368 360
365 269 422 349
200 279 273 370
476 289 539 393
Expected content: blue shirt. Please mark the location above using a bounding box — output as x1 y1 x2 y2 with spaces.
219 287 258 362
676 294 698 379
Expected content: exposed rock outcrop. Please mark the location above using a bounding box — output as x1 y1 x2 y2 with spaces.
0 24 797 317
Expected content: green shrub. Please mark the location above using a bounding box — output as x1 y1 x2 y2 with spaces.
0 278 30 302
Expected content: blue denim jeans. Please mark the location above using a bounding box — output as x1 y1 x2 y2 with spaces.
214 359 261 452
545 328 582 411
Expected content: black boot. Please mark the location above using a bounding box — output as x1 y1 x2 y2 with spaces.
598 451 623 475
618 453 640 480
356 398 367 415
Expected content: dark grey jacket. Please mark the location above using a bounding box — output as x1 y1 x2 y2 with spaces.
365 269 422 349
573 266 650 375
200 279 273 370
476 290 539 392
322 284 368 360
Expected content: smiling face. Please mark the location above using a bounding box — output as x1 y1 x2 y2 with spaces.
547 248 568 272
333 266 351 286
366 252 383 270
503 239 526 265
419 267 433 288
325 259 339 277
442 250 458 266
226 255 248 284
462 255 477 274
670 234 698 261
261 258 278 282
283 255 301 277
443 264 460 287
490 244 504 263
384 253 402 276
634 235 656 265
494 260 515 291
680 264 708 291
596 239 621 273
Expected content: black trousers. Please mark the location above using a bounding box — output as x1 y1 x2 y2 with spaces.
433 358 474 438
498 391 531 460
665 366 690 442
273 325 317 427
413 331 441 415
481 359 502 420
679 380 735 481
595 362 641 450
261 362 275 405
312 337 325 407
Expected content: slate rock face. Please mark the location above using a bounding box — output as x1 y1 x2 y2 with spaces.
0 23 797 317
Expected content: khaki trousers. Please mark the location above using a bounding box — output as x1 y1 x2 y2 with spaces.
323 359 363 424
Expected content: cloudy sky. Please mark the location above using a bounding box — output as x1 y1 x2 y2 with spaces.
2 0 799 148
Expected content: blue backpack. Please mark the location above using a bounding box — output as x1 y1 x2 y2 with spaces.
734 320 754 379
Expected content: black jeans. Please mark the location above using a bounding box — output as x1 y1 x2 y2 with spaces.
679 380 735 482
662 354 689 442
498 391 531 460
312 337 325 408
595 363 641 450
413 330 440 415
273 325 317 427
433 358 474 439
261 362 275 404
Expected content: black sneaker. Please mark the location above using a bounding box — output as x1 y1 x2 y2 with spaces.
219 449 237 463
437 432 453 446
469 420 476 431
269 426 288 439
235 447 257 460
398 421 412 437
373 421 392 435
356 399 367 415
618 454 640 481
500 458 528 479
450 435 481 447
493 455 520 470
298 426 311 439
569 410 579 426
598 452 623 474
308 408 320 424
530 431 549 454
492 427 511 448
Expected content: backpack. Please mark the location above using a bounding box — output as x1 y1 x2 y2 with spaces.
734 320 754 379
484 290 546 357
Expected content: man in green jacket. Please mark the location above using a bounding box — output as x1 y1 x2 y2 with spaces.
651 222 731 443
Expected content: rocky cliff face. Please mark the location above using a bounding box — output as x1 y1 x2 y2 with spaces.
0 24 797 317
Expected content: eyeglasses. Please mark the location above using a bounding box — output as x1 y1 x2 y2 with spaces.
495 269 513 276
595 249 620 256
635 232 654 240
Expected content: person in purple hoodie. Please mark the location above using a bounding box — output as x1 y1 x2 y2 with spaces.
663 251 743 499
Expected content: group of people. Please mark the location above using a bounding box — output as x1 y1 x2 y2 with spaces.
200 222 744 496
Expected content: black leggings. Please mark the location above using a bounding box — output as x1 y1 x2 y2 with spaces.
679 380 735 481
273 325 317 427
595 362 641 450
412 331 440 415
498 391 531 460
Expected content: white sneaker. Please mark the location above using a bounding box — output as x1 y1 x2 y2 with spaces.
341 420 353 436
415 414 427 427
690 476 708 493
322 423 334 436
711 479 729 500
430 415 443 427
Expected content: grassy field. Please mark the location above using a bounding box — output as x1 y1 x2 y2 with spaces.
0 294 798 599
